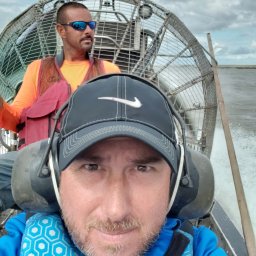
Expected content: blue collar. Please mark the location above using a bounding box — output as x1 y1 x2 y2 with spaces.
144 218 181 255
22 213 181 256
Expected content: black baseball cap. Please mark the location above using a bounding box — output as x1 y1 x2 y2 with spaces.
58 74 178 172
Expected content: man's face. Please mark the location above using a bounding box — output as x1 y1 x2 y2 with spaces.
57 7 95 53
59 137 172 256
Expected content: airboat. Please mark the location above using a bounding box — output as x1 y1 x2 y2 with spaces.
0 0 251 255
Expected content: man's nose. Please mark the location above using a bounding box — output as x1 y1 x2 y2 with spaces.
102 173 131 222
84 25 93 33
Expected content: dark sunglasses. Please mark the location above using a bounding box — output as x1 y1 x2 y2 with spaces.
61 21 96 31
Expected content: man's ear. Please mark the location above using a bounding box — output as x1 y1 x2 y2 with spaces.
56 24 66 39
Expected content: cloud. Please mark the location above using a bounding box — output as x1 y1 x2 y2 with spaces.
0 5 19 14
157 0 256 64
0 1 33 31
214 42 229 55
0 0 20 3
230 47 254 55
159 0 256 33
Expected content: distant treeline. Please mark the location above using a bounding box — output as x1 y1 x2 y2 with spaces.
219 65 256 69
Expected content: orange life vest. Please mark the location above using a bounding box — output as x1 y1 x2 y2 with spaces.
17 56 105 148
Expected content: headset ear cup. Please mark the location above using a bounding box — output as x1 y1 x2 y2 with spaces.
168 149 214 219
11 139 59 212
50 134 61 184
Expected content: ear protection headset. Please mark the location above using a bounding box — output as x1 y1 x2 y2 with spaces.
12 73 214 219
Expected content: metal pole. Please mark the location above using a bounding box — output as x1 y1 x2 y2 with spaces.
207 32 256 255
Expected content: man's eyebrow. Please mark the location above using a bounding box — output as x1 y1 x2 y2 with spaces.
132 156 163 164
76 154 103 162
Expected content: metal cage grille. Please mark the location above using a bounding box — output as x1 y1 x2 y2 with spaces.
0 0 216 156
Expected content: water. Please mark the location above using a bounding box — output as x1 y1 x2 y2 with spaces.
211 67 256 237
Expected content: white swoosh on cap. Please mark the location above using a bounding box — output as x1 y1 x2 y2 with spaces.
98 97 142 108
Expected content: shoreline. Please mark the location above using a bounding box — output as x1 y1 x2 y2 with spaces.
219 65 256 69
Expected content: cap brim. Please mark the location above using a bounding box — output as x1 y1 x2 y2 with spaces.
58 121 177 172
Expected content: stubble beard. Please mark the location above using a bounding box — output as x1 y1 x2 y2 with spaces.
80 36 93 53
81 43 92 54
61 209 162 256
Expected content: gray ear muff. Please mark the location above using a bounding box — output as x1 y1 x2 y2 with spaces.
11 139 59 212
168 149 214 219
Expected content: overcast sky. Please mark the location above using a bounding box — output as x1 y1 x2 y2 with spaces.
0 0 255 65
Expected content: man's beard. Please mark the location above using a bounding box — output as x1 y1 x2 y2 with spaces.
80 36 93 52
61 210 162 256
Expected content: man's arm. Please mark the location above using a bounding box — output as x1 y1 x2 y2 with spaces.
0 60 40 132
0 212 26 256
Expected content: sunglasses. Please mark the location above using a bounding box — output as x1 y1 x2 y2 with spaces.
61 21 96 31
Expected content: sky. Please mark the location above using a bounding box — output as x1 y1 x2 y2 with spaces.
0 0 255 65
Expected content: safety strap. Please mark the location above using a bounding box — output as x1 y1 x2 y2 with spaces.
55 50 89 67
164 231 190 256
164 220 193 256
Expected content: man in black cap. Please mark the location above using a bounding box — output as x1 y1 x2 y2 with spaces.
0 74 226 255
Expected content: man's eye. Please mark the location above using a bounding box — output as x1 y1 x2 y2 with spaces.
136 165 149 172
84 164 99 171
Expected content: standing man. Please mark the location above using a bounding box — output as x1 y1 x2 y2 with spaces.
0 2 120 211
2 74 226 255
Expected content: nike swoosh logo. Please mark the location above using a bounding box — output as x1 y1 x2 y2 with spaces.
98 96 142 108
